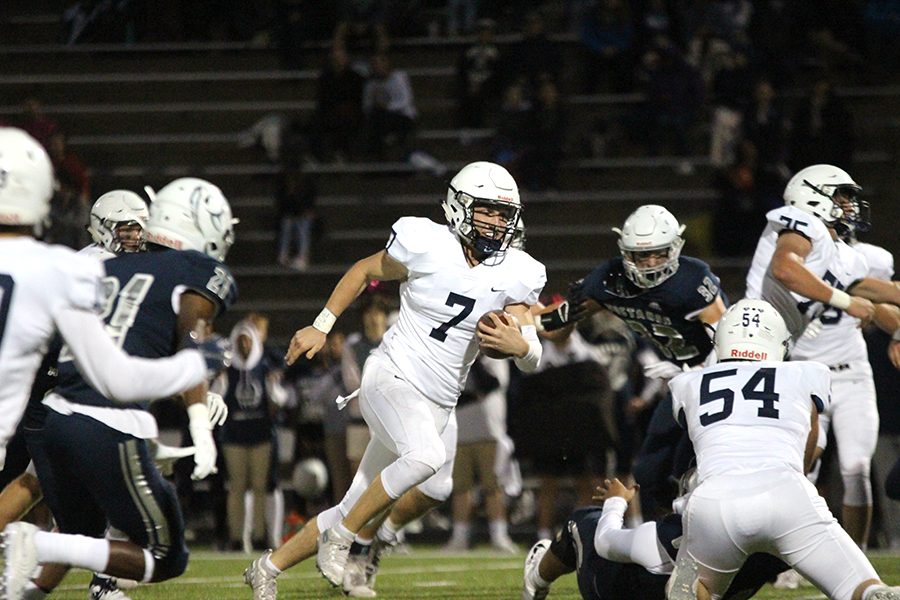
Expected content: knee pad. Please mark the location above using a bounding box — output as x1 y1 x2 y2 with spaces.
150 546 188 582
416 468 453 502
840 461 872 506
381 447 445 500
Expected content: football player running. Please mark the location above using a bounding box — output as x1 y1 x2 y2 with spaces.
244 161 546 598
2 176 238 600
539 205 727 518
666 299 900 600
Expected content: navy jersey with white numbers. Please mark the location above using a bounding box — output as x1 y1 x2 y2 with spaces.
54 248 237 410
580 257 720 367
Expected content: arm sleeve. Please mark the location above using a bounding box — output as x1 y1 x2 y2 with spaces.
594 497 671 574
56 307 207 403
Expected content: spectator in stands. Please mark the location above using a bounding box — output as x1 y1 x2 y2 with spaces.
46 131 90 249
334 0 389 56
867 324 900 549
577 0 634 94
311 45 365 163
511 328 611 542
742 75 789 177
447 0 478 36
522 77 566 191
491 80 532 181
276 162 318 271
456 18 501 128
637 43 704 172
502 10 561 91
444 355 518 553
789 74 854 172
339 291 390 488
363 53 417 158
708 44 753 168
20 98 59 150
215 315 288 552
712 140 765 257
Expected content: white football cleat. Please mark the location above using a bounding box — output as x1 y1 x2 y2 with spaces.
243 550 278 600
316 526 353 587
88 576 133 600
665 550 700 600
522 539 551 600
773 568 811 589
491 535 520 554
3 522 39 600
342 539 389 598
868 587 900 600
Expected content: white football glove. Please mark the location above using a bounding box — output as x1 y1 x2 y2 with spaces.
205 391 228 427
642 360 684 381
148 439 196 477
187 403 218 480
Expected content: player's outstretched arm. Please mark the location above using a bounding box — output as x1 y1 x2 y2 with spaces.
56 308 208 403
286 250 408 365
846 277 900 307
593 479 671 573
771 232 875 321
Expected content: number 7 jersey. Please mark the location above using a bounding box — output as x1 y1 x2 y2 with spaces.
669 361 831 482
377 217 546 408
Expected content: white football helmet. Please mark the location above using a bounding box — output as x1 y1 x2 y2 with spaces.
86 190 149 254
145 177 236 261
0 127 54 232
714 299 790 362
613 205 686 288
783 164 866 230
442 161 521 260
510 216 526 250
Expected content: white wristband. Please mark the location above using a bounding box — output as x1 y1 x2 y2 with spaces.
313 308 337 334
892 328 900 343
828 289 851 310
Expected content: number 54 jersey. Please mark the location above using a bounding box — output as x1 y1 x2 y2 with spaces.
54 248 237 411
377 217 546 408
669 361 831 483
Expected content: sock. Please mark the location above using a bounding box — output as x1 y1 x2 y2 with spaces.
489 520 508 542
528 565 549 589
451 522 471 543
141 549 155 583
537 528 552 542
334 521 354 541
263 554 281 576
355 535 373 546
377 518 400 545
34 532 109 573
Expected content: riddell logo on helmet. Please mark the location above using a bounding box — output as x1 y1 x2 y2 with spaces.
497 195 514 201
731 348 767 360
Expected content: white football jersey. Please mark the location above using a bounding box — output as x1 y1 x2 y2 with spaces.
670 360 830 482
745 206 838 339
792 240 871 366
852 241 894 281
376 217 546 408
0 237 103 446
78 243 115 261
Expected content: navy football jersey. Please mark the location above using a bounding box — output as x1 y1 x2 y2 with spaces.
580 257 719 366
55 249 237 410
569 508 787 600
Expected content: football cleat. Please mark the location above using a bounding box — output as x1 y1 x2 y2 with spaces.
491 535 520 554
665 550 701 600
3 522 39 600
868 587 900 600
88 575 133 600
522 539 551 600
316 526 353 587
243 550 278 600
773 568 811 590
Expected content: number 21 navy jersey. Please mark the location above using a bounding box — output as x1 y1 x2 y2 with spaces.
579 256 720 366
55 248 237 410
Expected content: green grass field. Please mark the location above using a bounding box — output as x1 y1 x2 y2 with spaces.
43 547 900 599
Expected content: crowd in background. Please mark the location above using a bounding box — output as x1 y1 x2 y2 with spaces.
17 0 900 551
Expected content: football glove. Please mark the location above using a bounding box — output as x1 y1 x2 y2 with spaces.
205 391 228 427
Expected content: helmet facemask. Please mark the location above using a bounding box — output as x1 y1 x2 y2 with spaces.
447 184 521 263
831 183 869 234
99 219 145 254
619 236 684 288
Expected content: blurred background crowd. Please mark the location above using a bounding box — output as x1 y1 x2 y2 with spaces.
1 0 899 553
